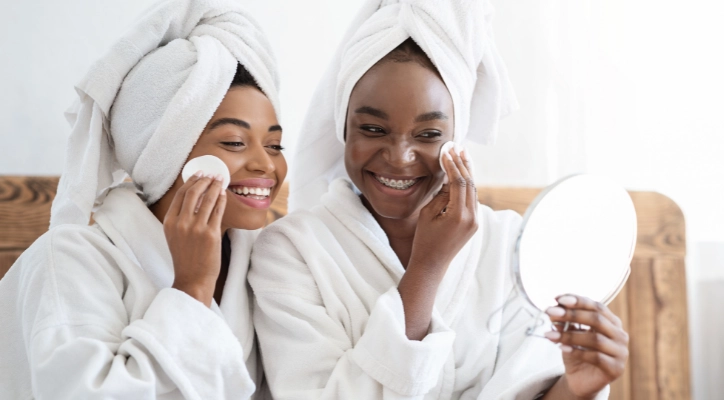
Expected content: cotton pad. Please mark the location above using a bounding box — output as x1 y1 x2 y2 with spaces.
181 155 231 189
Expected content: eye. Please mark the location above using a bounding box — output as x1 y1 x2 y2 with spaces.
266 145 285 151
221 141 245 148
360 125 386 135
417 130 443 139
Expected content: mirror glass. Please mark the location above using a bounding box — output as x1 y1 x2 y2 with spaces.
514 174 637 311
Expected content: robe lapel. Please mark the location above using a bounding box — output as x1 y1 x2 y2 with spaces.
322 178 485 326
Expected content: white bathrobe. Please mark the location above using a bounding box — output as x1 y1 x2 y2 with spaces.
0 186 262 399
250 179 610 399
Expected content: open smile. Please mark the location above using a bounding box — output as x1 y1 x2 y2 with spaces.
227 178 275 209
367 171 425 196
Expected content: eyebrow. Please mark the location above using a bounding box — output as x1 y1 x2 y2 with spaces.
208 118 283 133
355 106 389 120
414 111 449 123
208 118 250 131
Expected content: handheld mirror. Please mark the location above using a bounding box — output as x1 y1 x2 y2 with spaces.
514 174 637 314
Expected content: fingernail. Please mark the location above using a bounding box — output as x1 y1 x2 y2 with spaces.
544 331 561 340
557 296 577 307
214 174 223 182
445 151 453 161
546 307 565 317
454 143 464 156
560 345 573 353
193 170 203 178
221 188 227 195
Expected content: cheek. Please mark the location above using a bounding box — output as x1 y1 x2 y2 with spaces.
344 137 377 173
274 155 288 182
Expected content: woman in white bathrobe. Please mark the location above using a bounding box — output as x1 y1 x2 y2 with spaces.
0 0 285 398
249 2 629 399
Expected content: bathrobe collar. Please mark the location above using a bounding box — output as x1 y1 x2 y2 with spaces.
321 178 485 324
92 185 259 335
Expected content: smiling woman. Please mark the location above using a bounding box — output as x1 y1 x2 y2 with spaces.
0 0 283 399
248 1 625 399
344 39 454 222
151 64 287 233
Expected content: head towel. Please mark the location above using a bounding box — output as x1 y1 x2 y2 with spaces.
50 0 280 228
289 0 517 212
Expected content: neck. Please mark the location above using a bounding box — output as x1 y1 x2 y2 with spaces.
361 195 419 268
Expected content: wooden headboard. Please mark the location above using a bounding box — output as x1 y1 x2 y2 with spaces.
0 176 691 399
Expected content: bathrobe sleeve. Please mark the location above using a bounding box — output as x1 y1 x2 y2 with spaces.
18 226 254 400
249 221 455 400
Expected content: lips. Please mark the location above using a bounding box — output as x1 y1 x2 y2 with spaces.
367 171 425 197
227 178 275 209
372 173 420 190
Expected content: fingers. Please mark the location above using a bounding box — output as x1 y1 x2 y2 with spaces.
208 184 227 229
556 294 623 328
168 171 203 218
180 175 216 218
559 346 626 379
458 148 477 209
441 149 466 214
545 329 627 359
546 305 620 340
422 184 451 217
195 175 225 223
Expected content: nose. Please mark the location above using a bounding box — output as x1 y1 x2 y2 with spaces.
245 143 276 174
383 137 416 168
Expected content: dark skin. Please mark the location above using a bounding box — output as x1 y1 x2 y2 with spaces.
150 86 287 307
345 60 628 400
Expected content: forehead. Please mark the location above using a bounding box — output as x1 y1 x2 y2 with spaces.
212 86 278 126
349 61 453 117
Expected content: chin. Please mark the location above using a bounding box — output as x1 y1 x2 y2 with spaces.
366 197 421 220
224 212 267 231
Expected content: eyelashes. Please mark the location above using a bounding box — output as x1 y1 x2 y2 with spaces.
220 142 285 152
358 125 443 139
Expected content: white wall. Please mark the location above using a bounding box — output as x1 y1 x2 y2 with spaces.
0 0 368 174
1 0 722 397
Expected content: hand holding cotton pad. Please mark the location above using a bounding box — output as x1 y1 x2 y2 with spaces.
438 141 475 185
181 155 231 189
438 141 457 184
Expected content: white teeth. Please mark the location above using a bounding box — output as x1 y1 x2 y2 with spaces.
229 186 272 198
374 174 417 190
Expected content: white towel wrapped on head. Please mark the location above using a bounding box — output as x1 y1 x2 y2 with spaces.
51 0 280 228
289 0 517 211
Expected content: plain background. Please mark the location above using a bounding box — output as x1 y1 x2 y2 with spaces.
1 0 722 397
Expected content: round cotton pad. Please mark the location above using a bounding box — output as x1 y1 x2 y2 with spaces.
181 155 231 189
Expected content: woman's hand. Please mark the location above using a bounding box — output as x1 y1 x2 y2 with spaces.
398 147 478 340
542 294 630 399
163 172 227 307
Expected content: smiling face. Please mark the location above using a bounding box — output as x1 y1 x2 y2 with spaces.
344 60 454 220
165 85 287 231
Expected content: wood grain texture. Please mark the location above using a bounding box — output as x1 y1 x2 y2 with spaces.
0 176 59 251
653 256 691 399
608 281 632 400
0 250 23 281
